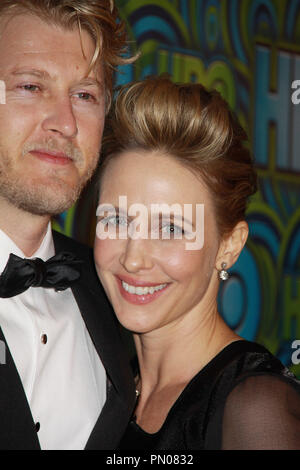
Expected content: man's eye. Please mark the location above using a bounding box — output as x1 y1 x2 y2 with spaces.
76 92 96 102
19 84 40 92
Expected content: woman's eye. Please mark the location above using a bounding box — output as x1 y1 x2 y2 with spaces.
101 215 128 226
161 224 184 236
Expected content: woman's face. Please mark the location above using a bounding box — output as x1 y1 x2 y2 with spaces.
94 150 223 334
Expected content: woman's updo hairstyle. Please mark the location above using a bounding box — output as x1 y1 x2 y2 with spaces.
100 75 257 238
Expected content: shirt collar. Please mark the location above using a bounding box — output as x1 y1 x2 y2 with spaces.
0 222 55 273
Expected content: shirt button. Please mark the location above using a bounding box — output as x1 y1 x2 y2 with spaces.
41 334 47 344
35 422 40 432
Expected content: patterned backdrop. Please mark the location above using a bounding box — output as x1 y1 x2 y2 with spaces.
53 0 300 377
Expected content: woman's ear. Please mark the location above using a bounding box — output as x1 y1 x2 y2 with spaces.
215 221 249 271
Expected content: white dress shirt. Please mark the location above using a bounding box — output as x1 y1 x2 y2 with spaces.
0 224 106 450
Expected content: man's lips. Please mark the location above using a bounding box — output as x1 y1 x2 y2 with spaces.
29 149 73 165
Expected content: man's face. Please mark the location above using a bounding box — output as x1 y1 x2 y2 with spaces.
0 13 106 216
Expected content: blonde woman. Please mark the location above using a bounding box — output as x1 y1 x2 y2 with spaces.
94 76 300 450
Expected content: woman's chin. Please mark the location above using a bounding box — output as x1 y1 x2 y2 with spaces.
114 308 156 335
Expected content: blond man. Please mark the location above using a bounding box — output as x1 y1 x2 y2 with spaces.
0 0 136 450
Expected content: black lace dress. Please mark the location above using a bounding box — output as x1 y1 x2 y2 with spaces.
118 340 300 450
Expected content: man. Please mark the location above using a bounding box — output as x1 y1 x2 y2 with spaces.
0 0 136 450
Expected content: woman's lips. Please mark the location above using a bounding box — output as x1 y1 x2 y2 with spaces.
116 276 170 305
30 150 72 165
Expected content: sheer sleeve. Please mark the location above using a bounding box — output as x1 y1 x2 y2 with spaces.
221 374 300 450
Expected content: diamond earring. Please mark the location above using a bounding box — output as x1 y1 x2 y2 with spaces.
219 262 229 281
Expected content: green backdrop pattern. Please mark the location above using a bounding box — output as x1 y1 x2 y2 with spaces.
53 0 300 376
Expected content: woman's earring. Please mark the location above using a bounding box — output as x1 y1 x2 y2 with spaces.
219 262 229 281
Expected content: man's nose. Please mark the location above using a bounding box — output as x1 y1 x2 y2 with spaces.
119 238 154 274
41 96 78 138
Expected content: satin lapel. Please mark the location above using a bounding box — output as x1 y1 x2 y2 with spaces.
52 231 136 410
0 328 40 449
71 275 135 403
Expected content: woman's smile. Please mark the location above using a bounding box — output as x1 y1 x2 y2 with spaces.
116 275 171 305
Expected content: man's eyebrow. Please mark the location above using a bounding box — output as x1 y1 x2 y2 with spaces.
9 69 103 89
10 68 53 80
77 77 103 89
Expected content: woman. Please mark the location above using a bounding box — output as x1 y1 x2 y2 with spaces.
94 76 300 449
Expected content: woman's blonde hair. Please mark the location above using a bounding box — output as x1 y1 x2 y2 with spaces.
100 75 257 237
0 0 135 108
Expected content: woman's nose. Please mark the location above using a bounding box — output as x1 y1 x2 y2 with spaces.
119 238 154 273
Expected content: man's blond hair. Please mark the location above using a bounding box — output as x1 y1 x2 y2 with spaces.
0 0 135 108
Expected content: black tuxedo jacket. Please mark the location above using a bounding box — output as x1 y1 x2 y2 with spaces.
0 230 136 450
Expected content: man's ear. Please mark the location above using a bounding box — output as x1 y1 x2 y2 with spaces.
215 221 249 271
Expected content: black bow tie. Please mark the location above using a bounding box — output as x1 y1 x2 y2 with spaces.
0 252 83 298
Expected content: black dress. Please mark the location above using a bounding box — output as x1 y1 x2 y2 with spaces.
118 340 300 450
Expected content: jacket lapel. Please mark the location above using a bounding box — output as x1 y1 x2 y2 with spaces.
71 271 135 403
53 231 136 448
0 327 40 449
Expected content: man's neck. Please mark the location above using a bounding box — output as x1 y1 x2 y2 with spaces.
0 199 50 257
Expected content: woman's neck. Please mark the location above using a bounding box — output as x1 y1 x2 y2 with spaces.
134 304 240 396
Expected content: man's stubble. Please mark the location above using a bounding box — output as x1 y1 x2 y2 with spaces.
0 145 99 216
